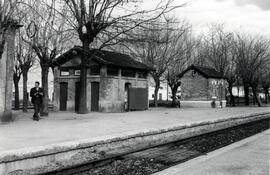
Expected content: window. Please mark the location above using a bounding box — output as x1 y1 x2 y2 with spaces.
159 93 162 100
90 65 100 75
137 71 147 79
107 67 119 76
122 69 135 77
74 70 81 76
60 70 69 76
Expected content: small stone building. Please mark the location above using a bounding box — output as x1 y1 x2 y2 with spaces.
52 46 154 112
178 65 227 108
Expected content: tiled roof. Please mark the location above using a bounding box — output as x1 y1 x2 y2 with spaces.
178 64 224 79
53 46 155 71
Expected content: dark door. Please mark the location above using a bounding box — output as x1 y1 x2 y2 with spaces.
59 82 68 111
75 82 80 112
91 82 99 111
125 83 131 111
129 88 148 110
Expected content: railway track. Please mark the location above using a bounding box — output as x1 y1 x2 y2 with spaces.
44 118 270 175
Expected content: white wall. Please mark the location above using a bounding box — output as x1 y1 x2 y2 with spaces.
148 77 172 101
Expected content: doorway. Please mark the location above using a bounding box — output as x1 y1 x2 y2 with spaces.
59 82 68 111
91 82 99 111
124 83 131 111
75 82 80 112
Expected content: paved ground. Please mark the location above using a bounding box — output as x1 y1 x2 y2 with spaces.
154 129 270 175
0 107 269 152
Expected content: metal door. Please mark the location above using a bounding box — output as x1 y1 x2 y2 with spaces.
128 88 148 110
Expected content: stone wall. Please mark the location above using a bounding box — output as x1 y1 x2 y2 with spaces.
180 69 208 101
0 27 17 122
180 70 227 108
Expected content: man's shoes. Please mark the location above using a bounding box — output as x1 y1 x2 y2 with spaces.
33 116 39 121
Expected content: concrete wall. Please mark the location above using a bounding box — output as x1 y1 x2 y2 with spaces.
1 112 269 174
53 66 149 113
0 28 17 122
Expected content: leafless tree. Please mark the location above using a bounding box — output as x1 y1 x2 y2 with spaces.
202 25 237 106
261 63 270 104
0 0 21 59
234 34 270 107
61 0 184 113
22 0 72 115
13 55 22 110
15 29 36 112
123 17 186 107
165 25 195 107
191 36 209 67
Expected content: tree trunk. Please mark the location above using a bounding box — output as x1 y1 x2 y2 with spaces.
153 79 160 107
228 83 235 106
251 85 262 107
243 83 249 106
13 74 20 110
78 41 89 114
170 85 179 107
22 71 28 112
263 86 269 104
41 64 49 116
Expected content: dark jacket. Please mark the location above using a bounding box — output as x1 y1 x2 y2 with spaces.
30 87 44 104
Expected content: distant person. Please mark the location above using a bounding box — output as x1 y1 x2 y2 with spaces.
30 81 44 121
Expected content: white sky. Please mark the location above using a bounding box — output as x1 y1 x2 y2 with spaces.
164 0 270 37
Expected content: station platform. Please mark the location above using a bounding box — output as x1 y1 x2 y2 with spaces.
0 107 269 174
1 107 270 151
154 129 270 175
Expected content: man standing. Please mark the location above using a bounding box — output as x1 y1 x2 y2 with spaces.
30 81 43 121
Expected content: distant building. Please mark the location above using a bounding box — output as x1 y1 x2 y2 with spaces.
52 46 154 112
178 65 227 108
148 79 172 101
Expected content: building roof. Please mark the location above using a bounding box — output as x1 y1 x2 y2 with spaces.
178 64 225 79
53 46 155 71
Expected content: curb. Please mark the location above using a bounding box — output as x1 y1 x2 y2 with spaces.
1 112 269 174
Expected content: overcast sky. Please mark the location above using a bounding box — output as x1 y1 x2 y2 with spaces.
168 0 270 37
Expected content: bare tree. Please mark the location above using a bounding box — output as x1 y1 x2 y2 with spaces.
61 0 183 113
234 34 270 107
261 63 270 104
22 0 71 115
122 18 185 107
13 56 22 110
15 29 36 112
0 0 21 59
202 25 237 106
165 25 195 107
191 36 209 67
